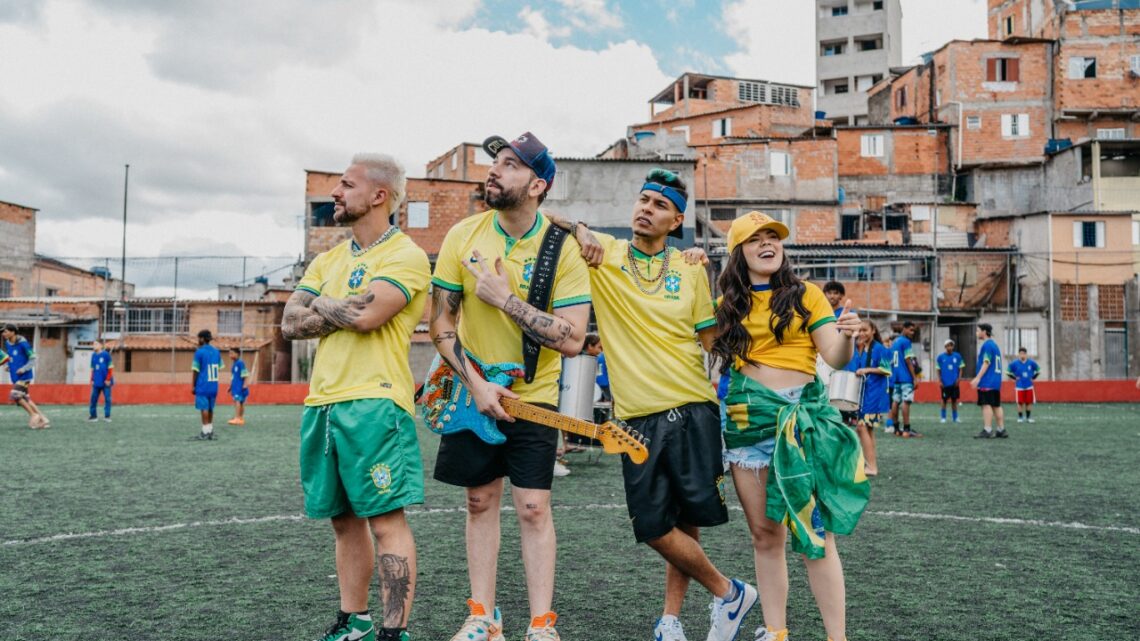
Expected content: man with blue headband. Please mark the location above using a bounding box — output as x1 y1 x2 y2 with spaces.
548 169 758 641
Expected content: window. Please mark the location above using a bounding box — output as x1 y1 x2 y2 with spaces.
896 88 907 108
0 278 11 298
1133 220 1139 245
832 5 848 16
873 0 883 9
834 83 849 94
761 209 790 224
738 81 765 103
856 75 878 91
1005 328 1039 356
955 262 978 287
1073 220 1106 248
1097 128 1126 140
406 201 430 227
1004 15 1014 36
1131 55 1140 76
710 207 737 221
310 200 336 227
672 125 690 143
712 118 731 138
841 214 861 240
967 115 982 130
45 287 59 297
450 152 458 171
770 151 791 176
770 85 800 106
861 134 885 157
217 310 243 336
1069 56 1097 79
986 57 1020 82
1001 113 1030 138
821 41 846 56
858 37 882 51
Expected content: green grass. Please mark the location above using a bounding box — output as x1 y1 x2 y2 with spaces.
1 402 1138 640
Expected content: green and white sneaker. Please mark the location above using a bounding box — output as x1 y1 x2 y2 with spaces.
315 611 375 641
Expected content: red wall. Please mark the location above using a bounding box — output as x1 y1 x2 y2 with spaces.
11 381 1140 405
914 380 1140 403
16 384 310 405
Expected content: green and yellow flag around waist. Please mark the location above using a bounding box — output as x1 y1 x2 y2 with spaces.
724 369 870 559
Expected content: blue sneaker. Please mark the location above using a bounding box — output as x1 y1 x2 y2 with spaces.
705 579 757 641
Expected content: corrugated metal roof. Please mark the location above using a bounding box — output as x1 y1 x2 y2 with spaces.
103 336 273 351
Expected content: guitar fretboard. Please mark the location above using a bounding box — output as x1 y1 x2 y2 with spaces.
500 399 600 440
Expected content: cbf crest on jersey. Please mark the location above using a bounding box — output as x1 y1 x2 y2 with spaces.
370 463 392 494
348 262 368 292
664 269 682 300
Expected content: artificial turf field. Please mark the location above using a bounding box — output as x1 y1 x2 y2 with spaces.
1 402 1137 641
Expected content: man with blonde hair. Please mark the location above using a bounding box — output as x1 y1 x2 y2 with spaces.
283 152 431 641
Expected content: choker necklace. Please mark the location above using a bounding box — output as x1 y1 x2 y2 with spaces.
351 226 399 257
626 243 670 295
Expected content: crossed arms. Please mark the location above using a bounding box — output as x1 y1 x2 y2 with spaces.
281 281 411 341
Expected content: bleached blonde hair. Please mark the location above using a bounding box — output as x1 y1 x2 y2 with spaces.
351 153 406 213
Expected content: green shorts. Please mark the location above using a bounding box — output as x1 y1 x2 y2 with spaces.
300 398 424 519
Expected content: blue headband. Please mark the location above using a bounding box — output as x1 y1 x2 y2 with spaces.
641 182 687 213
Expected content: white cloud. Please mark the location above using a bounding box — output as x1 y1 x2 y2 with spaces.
519 6 572 41
557 0 623 31
0 0 668 262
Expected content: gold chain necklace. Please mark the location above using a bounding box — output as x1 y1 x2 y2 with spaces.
626 242 671 295
351 226 399 257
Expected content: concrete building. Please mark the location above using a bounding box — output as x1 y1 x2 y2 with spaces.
816 0 903 125
0 200 37 298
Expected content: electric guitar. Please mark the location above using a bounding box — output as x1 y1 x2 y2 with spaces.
421 353 649 464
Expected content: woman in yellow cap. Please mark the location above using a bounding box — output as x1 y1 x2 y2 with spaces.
711 212 870 641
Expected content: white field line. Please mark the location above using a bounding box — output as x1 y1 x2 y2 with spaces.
3 504 1137 547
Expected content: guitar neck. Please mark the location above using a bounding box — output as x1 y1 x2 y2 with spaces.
500 399 600 440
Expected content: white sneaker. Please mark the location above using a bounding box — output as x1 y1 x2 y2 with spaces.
654 615 688 641
1017 417 1024 423
553 460 571 477
884 426 895 434
940 418 947 424
954 418 961 424
450 599 504 641
706 579 757 641
104 417 112 423
1027 418 1036 423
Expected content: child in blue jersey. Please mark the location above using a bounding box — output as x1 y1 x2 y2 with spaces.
226 347 250 426
936 339 965 423
889 321 920 437
190 329 223 441
970 323 1007 439
88 340 114 422
1006 347 1040 423
2 324 50 428
847 319 891 476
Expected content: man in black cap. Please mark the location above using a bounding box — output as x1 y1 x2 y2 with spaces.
429 131 591 641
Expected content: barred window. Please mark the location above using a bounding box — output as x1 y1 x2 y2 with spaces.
738 81 765 103
217 309 243 336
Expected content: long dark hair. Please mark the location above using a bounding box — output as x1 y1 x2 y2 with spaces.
712 245 811 374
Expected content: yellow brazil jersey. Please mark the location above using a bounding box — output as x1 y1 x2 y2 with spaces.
431 211 591 405
733 280 836 376
589 233 717 419
296 231 431 413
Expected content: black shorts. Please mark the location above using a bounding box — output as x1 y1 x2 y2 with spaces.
433 403 559 490
977 389 1001 407
941 384 960 401
621 402 729 543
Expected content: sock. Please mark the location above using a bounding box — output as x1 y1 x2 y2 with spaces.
952 410 959 421
1026 410 1031 419
203 424 213 435
904 424 911 432
720 580 739 602
940 408 946 419
984 426 993 433
1018 412 1023 419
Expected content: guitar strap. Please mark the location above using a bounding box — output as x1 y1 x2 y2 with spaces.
523 220 568 383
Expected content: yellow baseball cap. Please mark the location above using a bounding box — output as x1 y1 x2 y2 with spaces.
727 211 790 253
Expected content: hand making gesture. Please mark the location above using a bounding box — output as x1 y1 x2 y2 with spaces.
463 249 515 310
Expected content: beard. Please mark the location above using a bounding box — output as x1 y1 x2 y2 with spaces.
333 201 368 225
485 180 529 210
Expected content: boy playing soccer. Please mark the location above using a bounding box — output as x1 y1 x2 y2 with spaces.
227 347 249 425
936 339 964 423
190 329 222 441
1006 347 1040 423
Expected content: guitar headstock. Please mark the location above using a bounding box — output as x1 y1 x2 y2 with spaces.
597 418 650 464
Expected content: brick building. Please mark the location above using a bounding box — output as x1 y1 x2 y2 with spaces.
0 200 37 298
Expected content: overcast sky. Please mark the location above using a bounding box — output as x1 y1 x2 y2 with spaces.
0 0 986 264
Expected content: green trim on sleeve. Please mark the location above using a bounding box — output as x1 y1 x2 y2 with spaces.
695 318 717 331
807 316 836 332
295 285 320 296
430 277 463 292
552 294 591 309
372 276 411 303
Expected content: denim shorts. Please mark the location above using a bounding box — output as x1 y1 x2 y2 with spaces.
723 383 804 471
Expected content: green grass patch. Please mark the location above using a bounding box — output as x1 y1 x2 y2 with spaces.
0 402 1137 640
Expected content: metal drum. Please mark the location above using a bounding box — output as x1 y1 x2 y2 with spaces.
827 370 864 412
559 354 598 421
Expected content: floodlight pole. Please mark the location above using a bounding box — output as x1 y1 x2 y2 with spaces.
120 164 129 302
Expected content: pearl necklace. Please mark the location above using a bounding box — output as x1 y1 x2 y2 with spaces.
351 226 399 257
626 242 671 295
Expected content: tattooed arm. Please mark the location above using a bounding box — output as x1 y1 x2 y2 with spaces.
501 294 589 357
429 285 516 421
281 282 408 340
281 289 338 340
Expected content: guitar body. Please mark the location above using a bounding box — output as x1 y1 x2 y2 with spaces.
421 352 650 463
421 353 524 445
